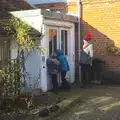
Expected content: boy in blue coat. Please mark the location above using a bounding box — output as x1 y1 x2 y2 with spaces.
56 49 70 90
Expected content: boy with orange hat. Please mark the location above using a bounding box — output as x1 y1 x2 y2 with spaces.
79 33 93 88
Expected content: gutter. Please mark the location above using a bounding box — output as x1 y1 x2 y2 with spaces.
77 0 82 83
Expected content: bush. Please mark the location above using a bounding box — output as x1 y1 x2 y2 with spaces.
0 58 29 112
0 59 22 98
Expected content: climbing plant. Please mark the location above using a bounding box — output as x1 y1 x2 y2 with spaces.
0 16 46 111
1 16 45 52
106 44 120 56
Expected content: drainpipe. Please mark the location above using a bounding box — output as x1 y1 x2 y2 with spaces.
77 0 82 83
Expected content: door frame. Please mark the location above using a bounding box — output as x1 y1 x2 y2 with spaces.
46 25 74 82
41 20 75 90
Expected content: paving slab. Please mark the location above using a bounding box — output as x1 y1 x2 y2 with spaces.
56 85 120 120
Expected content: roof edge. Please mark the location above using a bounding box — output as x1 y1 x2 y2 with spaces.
10 8 78 23
35 2 65 6
41 9 78 23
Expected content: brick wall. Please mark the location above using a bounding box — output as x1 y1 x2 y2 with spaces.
82 1 120 71
67 2 78 14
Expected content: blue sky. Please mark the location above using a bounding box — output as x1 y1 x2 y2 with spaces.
27 0 76 4
28 0 67 4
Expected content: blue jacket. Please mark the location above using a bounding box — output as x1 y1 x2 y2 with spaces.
56 49 69 72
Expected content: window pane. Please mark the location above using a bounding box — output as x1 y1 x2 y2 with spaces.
53 29 57 54
0 39 10 61
49 29 52 55
49 29 57 55
65 31 68 56
61 30 64 54
61 30 68 56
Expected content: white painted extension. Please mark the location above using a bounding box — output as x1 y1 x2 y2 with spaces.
10 9 77 91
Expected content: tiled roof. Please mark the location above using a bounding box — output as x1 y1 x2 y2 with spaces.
29 0 66 4
0 0 33 19
0 0 33 36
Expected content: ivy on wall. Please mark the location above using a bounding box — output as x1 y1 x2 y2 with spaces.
0 16 45 53
0 16 45 108
106 44 120 56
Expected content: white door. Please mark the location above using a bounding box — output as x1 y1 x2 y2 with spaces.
40 31 49 91
59 28 75 83
46 26 59 89
59 28 69 82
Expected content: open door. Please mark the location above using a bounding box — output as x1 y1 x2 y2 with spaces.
59 28 75 83
44 25 75 90
45 26 60 89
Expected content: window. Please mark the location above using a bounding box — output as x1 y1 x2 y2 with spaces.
61 30 68 56
0 39 10 61
49 29 57 55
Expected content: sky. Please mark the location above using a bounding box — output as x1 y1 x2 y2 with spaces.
27 0 74 4
28 0 66 4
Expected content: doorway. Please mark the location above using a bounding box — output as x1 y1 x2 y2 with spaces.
40 23 75 91
47 26 74 85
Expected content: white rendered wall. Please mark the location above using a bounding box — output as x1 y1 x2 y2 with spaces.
10 9 45 91
10 9 75 91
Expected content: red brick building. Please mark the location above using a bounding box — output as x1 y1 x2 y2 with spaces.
82 0 120 71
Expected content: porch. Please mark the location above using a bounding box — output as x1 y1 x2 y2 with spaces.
9 9 78 92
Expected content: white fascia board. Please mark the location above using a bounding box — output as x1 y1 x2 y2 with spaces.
10 9 44 33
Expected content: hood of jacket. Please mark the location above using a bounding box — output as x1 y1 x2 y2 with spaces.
56 49 62 57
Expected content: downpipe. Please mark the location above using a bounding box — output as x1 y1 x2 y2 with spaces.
77 0 82 84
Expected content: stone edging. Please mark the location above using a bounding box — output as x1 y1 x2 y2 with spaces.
37 95 81 120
